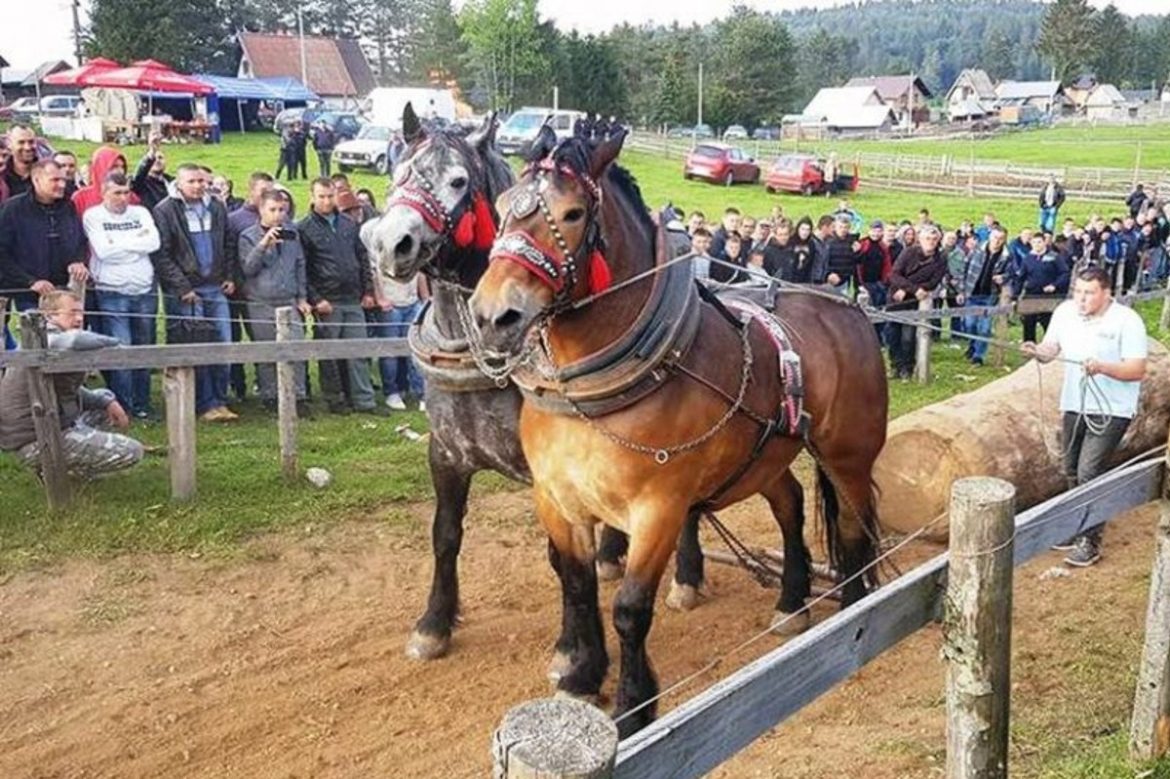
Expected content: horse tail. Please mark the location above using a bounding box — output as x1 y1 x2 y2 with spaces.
816 465 882 590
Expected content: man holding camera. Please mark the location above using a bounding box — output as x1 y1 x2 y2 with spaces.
238 190 311 415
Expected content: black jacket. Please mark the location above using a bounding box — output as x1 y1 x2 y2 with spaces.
889 245 947 304
150 195 232 297
0 192 87 303
132 153 173 213
1038 183 1066 209
298 209 373 304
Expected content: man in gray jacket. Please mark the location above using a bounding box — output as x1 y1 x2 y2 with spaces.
0 291 143 477
238 190 312 414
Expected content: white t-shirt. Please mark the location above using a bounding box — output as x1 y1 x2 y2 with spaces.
1042 299 1148 418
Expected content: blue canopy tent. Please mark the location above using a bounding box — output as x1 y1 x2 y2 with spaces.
192 75 319 134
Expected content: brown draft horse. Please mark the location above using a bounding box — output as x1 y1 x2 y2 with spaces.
468 128 888 736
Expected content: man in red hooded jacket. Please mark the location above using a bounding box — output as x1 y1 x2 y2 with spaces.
71 146 139 218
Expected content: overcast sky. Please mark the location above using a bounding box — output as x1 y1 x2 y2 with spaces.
2 0 1167 73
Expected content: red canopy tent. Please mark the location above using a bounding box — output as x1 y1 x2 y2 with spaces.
85 59 214 95
42 57 121 87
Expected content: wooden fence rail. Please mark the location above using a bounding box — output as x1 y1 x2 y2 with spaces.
609 458 1162 778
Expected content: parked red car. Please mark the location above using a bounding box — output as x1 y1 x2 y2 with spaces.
683 143 760 186
764 154 859 196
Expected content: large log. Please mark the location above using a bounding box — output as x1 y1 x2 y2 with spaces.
876 340 1170 541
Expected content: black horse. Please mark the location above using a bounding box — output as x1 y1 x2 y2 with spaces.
362 106 707 664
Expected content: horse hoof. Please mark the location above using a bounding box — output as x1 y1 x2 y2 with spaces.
405 631 451 661
555 689 601 708
596 560 624 581
665 581 703 612
547 651 573 683
770 609 811 637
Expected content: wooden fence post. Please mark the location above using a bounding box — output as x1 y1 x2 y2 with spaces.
944 476 1016 779
914 295 932 384
164 366 196 501
1129 435 1170 762
1160 274 1170 333
0 296 9 351
19 311 72 509
275 306 298 482
992 285 1013 368
493 698 618 778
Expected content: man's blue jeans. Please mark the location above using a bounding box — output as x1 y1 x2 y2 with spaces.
1039 207 1058 233
367 303 424 398
96 290 158 414
166 286 232 414
962 294 997 362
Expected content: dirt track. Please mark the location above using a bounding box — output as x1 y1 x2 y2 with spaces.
0 490 1159 778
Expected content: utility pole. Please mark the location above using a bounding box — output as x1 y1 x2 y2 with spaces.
71 0 83 65
553 85 558 111
297 7 308 90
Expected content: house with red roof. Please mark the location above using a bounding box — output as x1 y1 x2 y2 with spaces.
844 75 933 127
237 32 376 108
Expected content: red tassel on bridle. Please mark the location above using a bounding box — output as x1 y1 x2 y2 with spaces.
452 193 497 250
472 193 496 250
587 250 612 295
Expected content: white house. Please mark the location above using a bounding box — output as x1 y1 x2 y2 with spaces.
797 86 897 133
945 69 996 121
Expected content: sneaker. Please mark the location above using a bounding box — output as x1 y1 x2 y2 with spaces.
200 406 237 422
327 402 352 416
1050 538 1077 551
218 407 239 421
1064 535 1101 567
417 400 426 413
971 357 984 367
385 393 407 410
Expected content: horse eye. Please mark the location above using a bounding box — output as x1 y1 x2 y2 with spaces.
450 177 468 189
564 208 586 222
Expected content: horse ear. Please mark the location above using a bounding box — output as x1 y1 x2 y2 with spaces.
525 124 558 163
403 102 423 144
466 111 498 152
588 125 627 179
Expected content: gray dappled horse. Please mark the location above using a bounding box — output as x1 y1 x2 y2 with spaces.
363 106 707 663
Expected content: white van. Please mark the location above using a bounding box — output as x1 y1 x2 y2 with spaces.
497 107 587 156
364 87 456 129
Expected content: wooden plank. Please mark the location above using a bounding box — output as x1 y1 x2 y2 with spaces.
1161 276 1170 333
992 286 1012 368
613 460 1161 779
0 336 411 372
275 307 298 482
945 478 1015 779
914 295 932 384
1130 443 1170 761
164 366 196 501
0 297 8 351
19 312 71 510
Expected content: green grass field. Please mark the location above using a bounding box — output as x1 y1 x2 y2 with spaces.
734 122 1170 171
3 124 1168 778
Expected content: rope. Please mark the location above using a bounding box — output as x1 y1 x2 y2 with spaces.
611 443 1167 726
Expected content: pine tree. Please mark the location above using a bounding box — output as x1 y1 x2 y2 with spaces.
982 27 1015 82
1036 0 1100 83
86 0 235 74
653 54 687 127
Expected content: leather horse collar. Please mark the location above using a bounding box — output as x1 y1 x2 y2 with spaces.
508 222 702 417
408 299 502 393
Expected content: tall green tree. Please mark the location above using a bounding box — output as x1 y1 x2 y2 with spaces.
795 27 856 107
356 0 419 84
410 0 467 86
459 0 546 112
652 52 688 127
1036 0 1100 83
982 27 1015 82
1090 5 1132 85
708 6 797 128
86 0 237 74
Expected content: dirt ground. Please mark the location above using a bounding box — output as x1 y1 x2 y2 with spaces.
0 490 1161 778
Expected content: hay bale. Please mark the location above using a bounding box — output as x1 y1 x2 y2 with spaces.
875 340 1170 541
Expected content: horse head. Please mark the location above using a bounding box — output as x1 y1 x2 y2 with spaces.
469 125 627 354
363 102 511 284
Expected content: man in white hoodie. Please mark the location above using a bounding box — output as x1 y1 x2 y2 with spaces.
83 171 161 418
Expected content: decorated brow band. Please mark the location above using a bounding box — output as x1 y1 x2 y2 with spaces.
522 158 603 203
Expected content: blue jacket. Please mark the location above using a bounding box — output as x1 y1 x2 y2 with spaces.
1012 251 1069 297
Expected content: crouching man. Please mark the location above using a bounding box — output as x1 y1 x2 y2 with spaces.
0 291 144 478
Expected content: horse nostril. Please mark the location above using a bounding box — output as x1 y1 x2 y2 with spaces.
494 309 522 330
394 234 414 258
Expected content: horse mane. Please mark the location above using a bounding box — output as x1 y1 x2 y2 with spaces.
544 137 656 236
